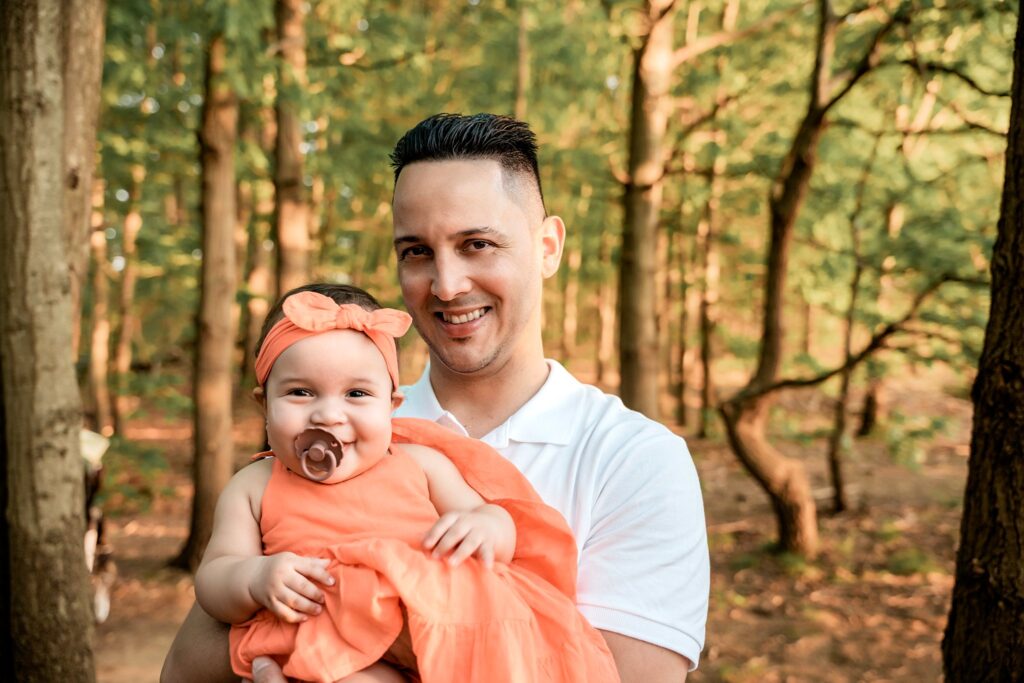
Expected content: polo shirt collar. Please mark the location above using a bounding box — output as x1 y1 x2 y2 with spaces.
400 360 579 447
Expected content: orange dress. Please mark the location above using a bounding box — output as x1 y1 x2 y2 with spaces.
229 417 619 683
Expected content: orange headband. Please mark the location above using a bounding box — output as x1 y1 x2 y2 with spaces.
255 291 412 389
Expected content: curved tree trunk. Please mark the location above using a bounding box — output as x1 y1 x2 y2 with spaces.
618 0 675 420
0 1 97 677
174 34 239 572
943 10 1024 678
274 0 310 295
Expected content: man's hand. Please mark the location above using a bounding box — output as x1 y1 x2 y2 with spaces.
422 505 513 568
249 552 334 623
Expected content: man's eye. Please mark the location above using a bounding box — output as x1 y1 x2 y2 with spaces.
399 245 430 260
466 240 492 252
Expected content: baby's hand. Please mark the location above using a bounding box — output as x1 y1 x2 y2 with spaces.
248 552 335 623
422 508 508 569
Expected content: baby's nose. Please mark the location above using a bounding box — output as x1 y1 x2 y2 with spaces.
310 399 349 425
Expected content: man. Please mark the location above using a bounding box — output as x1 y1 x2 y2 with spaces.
162 114 708 682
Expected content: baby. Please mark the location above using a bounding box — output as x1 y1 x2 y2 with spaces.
194 284 618 683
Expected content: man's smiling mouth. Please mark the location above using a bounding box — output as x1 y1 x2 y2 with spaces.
437 307 490 324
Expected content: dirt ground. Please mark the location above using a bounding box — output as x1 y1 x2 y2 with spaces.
93 371 970 683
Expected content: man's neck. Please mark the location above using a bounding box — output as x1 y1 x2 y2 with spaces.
429 351 550 439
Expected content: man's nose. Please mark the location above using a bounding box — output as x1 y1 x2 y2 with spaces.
430 253 472 301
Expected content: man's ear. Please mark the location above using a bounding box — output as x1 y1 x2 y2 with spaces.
539 214 565 279
252 386 266 412
391 391 405 412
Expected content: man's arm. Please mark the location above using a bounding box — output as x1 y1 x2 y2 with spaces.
599 630 690 683
160 601 237 683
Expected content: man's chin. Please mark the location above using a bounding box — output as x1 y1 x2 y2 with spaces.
428 344 502 377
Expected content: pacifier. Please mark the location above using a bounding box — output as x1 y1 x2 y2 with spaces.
294 429 343 482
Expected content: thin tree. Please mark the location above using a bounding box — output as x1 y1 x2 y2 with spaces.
274 0 311 294
111 164 144 435
618 0 675 419
89 185 114 436
720 0 904 556
65 0 107 359
0 0 98 678
943 9 1024 678
174 32 240 572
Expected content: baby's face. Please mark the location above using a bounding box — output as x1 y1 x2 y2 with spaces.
262 329 398 483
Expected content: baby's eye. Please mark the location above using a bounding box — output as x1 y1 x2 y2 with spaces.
287 388 313 397
347 389 369 398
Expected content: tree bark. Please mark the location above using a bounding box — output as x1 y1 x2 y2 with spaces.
0 1 96 677
64 0 107 361
111 165 143 435
174 33 239 573
618 0 675 419
274 0 311 295
943 10 1024 679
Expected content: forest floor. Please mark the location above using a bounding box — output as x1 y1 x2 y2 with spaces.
93 367 969 683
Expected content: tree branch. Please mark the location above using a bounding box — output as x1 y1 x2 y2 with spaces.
672 1 807 67
899 58 1011 98
822 9 905 113
747 276 951 397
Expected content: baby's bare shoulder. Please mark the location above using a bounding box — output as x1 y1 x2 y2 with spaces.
396 443 454 474
221 457 274 520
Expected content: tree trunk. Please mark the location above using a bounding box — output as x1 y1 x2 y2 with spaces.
274 0 310 295
618 0 675 419
596 228 617 387
64 0 107 361
0 1 97 677
242 219 272 388
89 218 113 436
561 244 581 361
825 139 878 513
174 33 239 573
719 1 836 557
698 155 724 439
675 219 691 426
514 2 529 121
111 165 143 435
943 11 1024 678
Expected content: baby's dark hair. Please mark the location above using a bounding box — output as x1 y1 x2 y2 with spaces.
254 283 383 360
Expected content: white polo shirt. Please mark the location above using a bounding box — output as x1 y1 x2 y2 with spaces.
394 360 709 669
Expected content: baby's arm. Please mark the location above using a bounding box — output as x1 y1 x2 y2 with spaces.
194 460 334 624
402 444 516 568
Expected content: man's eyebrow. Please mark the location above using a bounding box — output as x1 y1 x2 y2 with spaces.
393 227 505 247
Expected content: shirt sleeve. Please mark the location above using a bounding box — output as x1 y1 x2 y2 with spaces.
575 422 709 671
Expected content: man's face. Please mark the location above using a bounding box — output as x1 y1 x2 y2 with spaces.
392 159 562 376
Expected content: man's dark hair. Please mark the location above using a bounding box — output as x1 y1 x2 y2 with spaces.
390 113 546 211
255 283 382 360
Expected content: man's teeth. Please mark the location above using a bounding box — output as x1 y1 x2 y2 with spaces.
442 308 486 324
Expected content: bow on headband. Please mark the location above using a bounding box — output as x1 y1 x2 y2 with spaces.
255 291 413 388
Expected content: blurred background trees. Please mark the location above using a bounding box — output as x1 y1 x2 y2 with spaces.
8 0 1013 676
